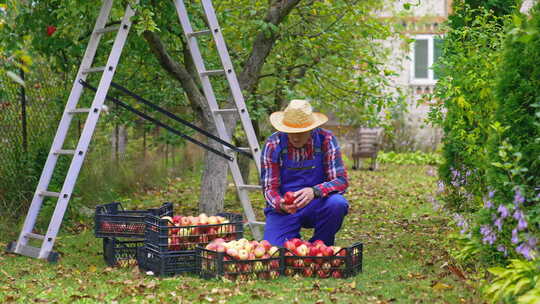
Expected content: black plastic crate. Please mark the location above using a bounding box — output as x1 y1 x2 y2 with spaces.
283 243 363 279
144 212 243 253
103 237 143 267
197 247 283 281
95 202 173 238
137 245 197 277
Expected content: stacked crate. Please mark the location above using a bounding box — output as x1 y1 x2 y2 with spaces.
94 202 173 267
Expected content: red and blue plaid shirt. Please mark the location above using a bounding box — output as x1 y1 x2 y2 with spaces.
261 128 349 212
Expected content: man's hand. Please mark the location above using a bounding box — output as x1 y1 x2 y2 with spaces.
280 198 297 214
293 187 315 209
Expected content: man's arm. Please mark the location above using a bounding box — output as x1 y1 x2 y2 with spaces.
314 130 349 197
260 134 285 212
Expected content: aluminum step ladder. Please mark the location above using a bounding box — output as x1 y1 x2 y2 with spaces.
172 0 264 239
8 0 263 262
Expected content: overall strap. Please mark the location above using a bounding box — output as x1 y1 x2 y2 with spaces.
273 129 325 163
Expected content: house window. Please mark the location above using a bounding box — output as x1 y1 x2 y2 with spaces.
411 35 443 84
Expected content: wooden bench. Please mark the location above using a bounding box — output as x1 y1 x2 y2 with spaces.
351 127 383 171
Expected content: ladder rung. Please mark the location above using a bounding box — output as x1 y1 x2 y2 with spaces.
54 149 76 155
239 184 262 191
25 233 45 240
187 29 212 37
82 66 106 74
225 147 251 153
15 244 41 258
68 108 91 114
213 109 238 114
247 221 266 226
95 24 121 34
200 69 225 76
39 191 60 198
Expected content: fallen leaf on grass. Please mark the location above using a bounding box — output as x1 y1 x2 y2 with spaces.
432 282 453 291
447 265 467 281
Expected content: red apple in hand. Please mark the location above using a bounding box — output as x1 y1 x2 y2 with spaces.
46 25 56 36
283 191 296 205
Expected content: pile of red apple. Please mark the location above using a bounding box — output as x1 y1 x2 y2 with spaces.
202 238 281 281
283 238 347 279
99 221 144 235
159 213 239 251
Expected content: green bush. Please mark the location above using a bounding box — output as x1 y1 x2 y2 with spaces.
431 4 508 213
377 151 442 165
432 1 540 303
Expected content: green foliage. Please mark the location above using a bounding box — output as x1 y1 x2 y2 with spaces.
377 151 443 166
432 1 540 302
486 259 540 304
430 4 508 213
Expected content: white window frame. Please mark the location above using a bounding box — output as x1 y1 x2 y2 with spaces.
410 34 441 85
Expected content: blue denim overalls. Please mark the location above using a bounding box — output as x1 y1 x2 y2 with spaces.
263 129 349 246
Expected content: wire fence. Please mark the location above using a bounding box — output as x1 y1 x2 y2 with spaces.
0 66 64 216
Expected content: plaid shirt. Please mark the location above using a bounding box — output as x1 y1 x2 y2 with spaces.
260 128 349 212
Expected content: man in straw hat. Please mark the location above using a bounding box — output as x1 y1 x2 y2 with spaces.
261 99 349 246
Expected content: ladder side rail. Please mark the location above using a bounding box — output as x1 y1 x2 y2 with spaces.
173 0 231 143
39 3 137 258
200 0 262 174
13 0 115 254
173 0 262 239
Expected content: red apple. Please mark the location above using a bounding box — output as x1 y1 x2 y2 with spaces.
331 270 342 278
296 244 309 256
309 246 320 257
260 240 272 251
331 258 342 267
317 269 329 278
284 191 296 205
208 216 218 225
293 259 305 268
313 240 325 248
291 238 303 248
323 246 334 257
303 267 314 277
269 246 279 256
46 25 56 36
226 248 238 259
284 240 296 252
216 244 226 253
238 249 249 260
269 270 280 279
269 259 279 270
254 246 266 258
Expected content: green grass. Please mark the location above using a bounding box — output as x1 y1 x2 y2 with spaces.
0 164 483 303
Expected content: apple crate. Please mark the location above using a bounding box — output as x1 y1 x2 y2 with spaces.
283 242 363 279
102 237 143 267
144 212 243 253
137 246 197 277
95 202 173 238
197 247 284 281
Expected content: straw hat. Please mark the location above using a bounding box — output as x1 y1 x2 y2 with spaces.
269 99 328 133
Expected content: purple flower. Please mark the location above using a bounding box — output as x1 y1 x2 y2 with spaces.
480 225 496 245
488 190 495 198
497 245 508 256
515 237 537 260
484 199 493 209
513 209 524 220
512 228 519 244
493 217 503 231
514 188 525 206
497 205 509 218
437 181 445 194
517 218 528 231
